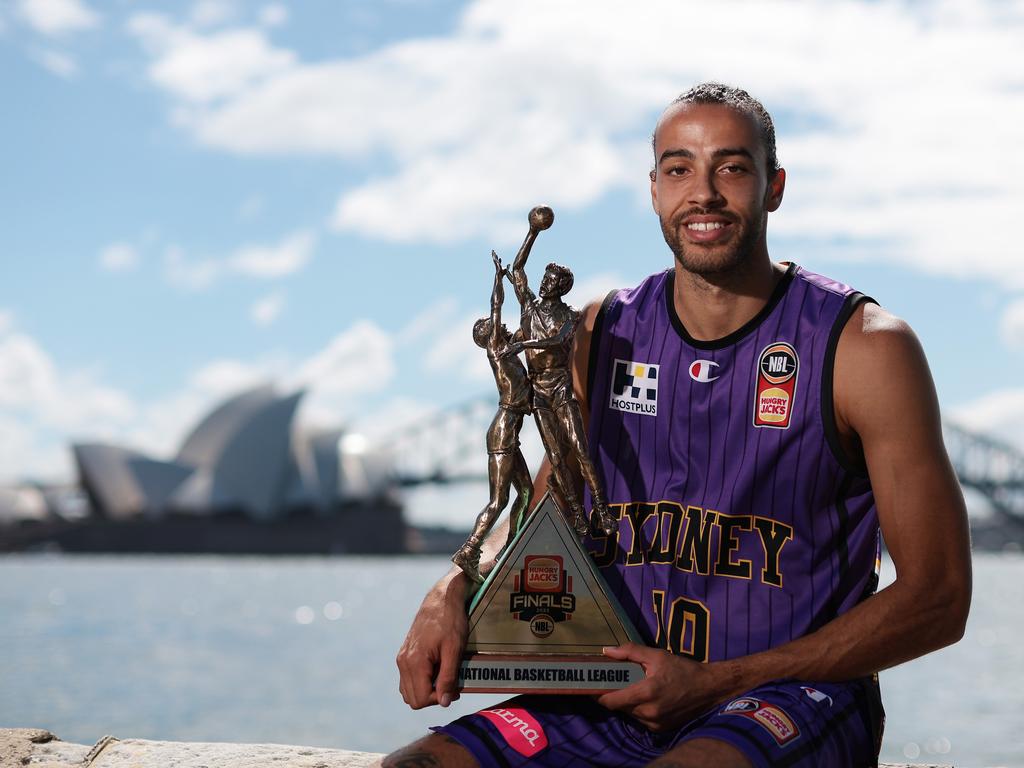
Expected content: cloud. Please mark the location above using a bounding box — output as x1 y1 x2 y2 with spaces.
98 242 139 271
162 230 316 290
250 291 285 326
424 312 491 383
229 230 315 277
0 317 399 482
0 321 137 481
32 48 77 77
258 4 287 28
1000 299 1024 348
17 0 98 36
126 0 1024 289
163 244 220 290
950 389 1024 452
190 0 236 28
396 296 459 346
128 12 294 104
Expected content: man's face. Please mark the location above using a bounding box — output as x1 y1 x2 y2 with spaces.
539 269 561 299
650 103 784 276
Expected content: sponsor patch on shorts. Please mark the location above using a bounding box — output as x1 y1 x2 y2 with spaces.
478 707 548 757
721 698 801 746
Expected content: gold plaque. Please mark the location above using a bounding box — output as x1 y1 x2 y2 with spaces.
458 493 645 693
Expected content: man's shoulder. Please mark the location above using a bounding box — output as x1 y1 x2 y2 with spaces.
839 302 915 361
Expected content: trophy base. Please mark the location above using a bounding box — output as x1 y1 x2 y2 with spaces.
459 653 644 694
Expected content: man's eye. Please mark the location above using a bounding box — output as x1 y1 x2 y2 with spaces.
721 164 746 174
666 166 689 176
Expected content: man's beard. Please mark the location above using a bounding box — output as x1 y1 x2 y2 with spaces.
660 208 763 277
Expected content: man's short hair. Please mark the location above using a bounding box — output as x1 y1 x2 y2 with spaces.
472 317 492 347
545 262 574 296
654 82 780 175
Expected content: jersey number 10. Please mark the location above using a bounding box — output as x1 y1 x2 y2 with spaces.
651 590 710 663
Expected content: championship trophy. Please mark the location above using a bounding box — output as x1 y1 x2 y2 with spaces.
451 206 645 694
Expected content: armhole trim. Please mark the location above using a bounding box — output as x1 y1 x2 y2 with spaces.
822 292 877 475
586 289 619 407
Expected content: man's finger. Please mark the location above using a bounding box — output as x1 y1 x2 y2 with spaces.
434 643 462 708
408 655 437 709
597 679 651 711
603 642 657 663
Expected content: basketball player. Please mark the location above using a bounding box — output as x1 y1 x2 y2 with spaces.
389 83 972 768
452 251 534 584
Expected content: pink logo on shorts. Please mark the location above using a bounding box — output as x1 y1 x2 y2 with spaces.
479 707 548 757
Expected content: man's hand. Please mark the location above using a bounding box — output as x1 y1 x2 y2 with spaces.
492 250 502 272
396 573 470 710
499 341 526 359
597 644 733 731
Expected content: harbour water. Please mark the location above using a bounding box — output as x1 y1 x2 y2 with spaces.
1 553 1022 767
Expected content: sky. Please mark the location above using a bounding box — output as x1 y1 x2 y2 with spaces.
2 0 1024 522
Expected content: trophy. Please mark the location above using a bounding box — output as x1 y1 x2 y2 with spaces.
451 206 645 694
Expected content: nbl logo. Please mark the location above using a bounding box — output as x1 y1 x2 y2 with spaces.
609 359 658 416
753 341 799 429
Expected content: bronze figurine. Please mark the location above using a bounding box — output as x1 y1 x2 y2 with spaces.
503 206 617 538
452 251 534 583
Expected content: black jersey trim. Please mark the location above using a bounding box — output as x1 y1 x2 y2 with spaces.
821 292 877 475
663 262 797 350
586 289 619 407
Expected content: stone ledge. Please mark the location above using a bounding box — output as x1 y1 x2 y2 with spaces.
0 729 951 767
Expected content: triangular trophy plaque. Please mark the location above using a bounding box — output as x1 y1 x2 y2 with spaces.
458 492 645 693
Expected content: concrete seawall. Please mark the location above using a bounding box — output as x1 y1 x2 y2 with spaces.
1 729 951 768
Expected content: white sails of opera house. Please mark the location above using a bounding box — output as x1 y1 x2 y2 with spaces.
72 386 396 522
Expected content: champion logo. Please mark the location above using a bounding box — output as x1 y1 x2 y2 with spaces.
479 707 548 757
689 360 720 383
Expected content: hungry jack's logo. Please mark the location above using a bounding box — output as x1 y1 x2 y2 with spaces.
509 555 576 638
753 342 799 429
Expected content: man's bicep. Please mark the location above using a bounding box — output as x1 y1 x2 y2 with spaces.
835 306 970 588
572 301 602 422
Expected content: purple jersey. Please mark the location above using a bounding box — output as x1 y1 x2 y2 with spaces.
583 263 880 662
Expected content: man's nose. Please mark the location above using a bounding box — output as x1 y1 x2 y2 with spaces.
688 170 725 208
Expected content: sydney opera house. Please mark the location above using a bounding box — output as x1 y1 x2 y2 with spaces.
0 387 409 554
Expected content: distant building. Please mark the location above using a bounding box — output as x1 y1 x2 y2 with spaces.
72 386 398 522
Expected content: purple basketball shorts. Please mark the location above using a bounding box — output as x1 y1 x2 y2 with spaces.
432 677 882 767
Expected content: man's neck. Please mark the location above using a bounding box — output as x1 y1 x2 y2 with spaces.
672 255 784 342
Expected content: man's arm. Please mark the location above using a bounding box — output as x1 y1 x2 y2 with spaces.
488 251 504 346
599 303 972 730
394 300 602 710
502 317 576 357
508 230 539 306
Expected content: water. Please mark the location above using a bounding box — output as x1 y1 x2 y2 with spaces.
1 553 1022 767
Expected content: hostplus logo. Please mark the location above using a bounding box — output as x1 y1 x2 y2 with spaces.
609 359 659 416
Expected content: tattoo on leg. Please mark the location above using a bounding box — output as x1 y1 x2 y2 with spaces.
387 750 441 768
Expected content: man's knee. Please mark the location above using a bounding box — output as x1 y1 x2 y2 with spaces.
381 732 478 768
647 737 752 768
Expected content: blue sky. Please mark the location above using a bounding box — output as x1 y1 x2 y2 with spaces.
2 0 1023 502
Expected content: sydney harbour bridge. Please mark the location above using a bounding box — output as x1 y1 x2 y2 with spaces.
384 397 1024 550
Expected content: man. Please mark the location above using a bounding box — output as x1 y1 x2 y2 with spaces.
452 251 534 584
390 83 972 768
502 229 617 538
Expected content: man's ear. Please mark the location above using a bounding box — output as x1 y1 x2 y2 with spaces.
766 168 786 212
650 169 660 216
